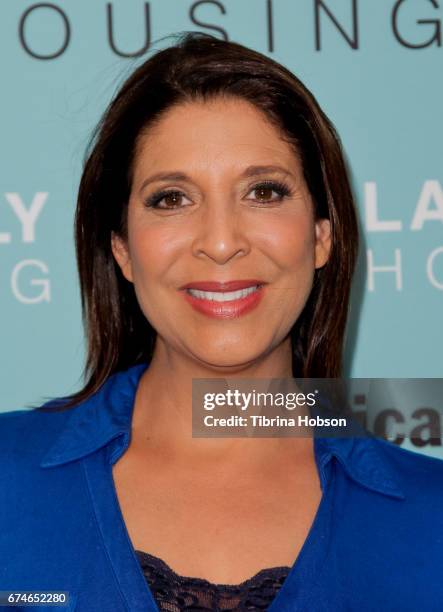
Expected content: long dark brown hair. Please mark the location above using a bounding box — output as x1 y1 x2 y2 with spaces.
66 32 358 408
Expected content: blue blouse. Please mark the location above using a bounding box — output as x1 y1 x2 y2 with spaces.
1 363 443 611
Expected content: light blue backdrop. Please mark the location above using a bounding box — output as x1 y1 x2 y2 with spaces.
1 1 442 455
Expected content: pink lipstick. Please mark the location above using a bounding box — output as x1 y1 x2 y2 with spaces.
180 279 266 319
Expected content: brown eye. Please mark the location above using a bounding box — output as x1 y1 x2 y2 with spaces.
162 193 183 207
247 181 292 204
145 189 191 209
254 186 275 202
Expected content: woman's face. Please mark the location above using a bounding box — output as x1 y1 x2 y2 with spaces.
112 97 331 370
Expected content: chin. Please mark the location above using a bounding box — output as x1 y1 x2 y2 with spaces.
189 344 268 372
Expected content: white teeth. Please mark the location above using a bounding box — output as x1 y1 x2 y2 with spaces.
187 286 259 301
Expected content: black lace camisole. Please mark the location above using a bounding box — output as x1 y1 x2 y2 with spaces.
135 549 291 611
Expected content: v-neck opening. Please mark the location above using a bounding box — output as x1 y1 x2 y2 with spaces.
84 435 334 611
268 448 335 610
83 451 160 611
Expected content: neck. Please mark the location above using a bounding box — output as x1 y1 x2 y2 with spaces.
129 336 310 468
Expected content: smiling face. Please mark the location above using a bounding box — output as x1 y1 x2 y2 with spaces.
111 97 331 371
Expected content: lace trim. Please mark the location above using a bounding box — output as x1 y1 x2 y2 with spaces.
135 549 291 611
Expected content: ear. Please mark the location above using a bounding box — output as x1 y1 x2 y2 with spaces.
314 218 331 269
111 232 134 283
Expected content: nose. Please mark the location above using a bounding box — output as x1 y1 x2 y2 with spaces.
191 198 251 264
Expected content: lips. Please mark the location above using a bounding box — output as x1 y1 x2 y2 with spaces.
180 279 265 292
180 279 266 319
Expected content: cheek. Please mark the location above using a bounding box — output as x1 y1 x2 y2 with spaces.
258 213 317 327
259 212 316 273
128 222 180 286
123 228 167 326
126 238 170 340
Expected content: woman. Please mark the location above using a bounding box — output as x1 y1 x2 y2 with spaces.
1 33 442 612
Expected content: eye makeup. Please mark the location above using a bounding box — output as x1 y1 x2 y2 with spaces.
143 179 293 210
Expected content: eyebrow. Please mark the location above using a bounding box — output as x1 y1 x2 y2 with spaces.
138 165 294 194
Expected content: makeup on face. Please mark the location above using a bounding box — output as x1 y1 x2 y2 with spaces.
112 98 329 370
179 279 267 319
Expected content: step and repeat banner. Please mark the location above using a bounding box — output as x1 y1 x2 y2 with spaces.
1 1 442 456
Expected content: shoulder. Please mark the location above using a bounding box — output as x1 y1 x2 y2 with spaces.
370 436 443 502
0 401 73 472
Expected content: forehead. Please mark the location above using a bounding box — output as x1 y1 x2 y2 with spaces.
132 97 301 179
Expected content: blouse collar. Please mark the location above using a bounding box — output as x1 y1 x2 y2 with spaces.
39 362 405 500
